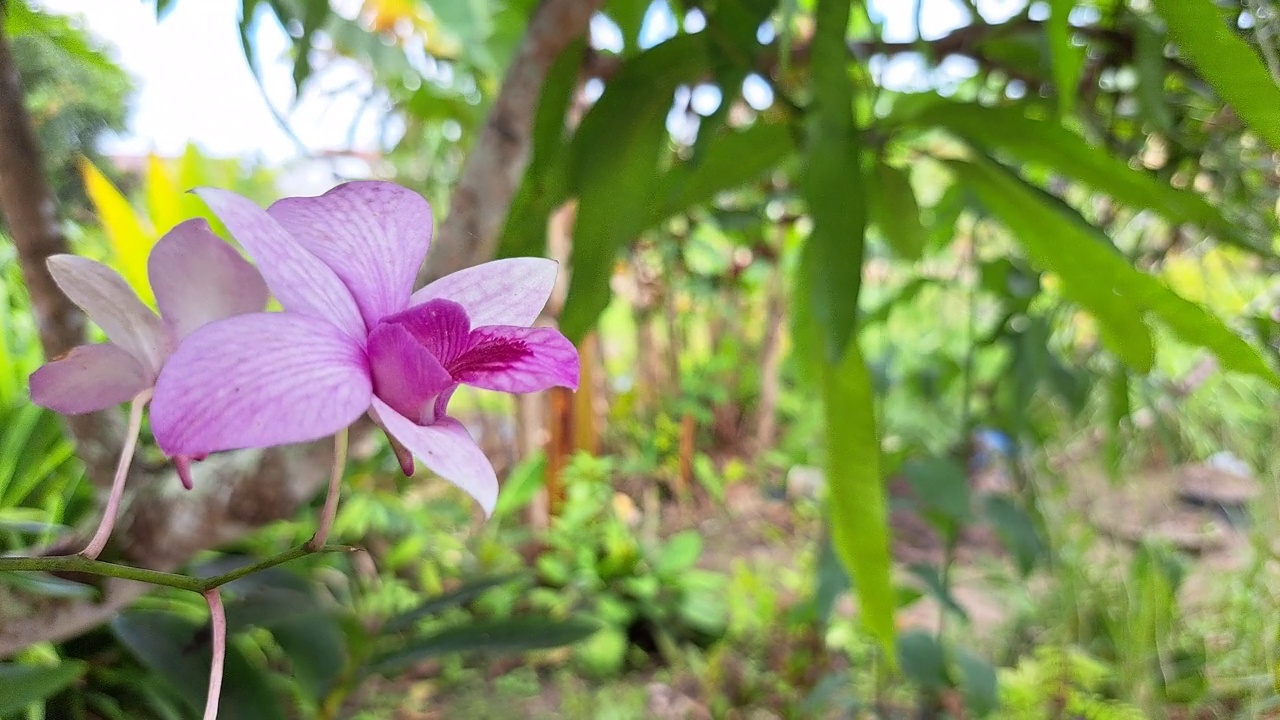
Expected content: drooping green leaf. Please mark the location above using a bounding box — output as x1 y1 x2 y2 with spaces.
368 617 600 676
1152 0 1280 150
909 100 1252 250
1046 0 1083 116
870 161 926 261
823 341 896 663
802 0 866 362
951 158 1156 372
0 661 85 715
111 610 286 720
906 563 968 621
560 35 708 341
956 158 1279 386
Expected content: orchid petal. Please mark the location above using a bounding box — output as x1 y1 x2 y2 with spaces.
151 312 372 457
381 299 471 367
148 218 270 341
370 398 497 515
410 258 557 327
46 255 168 377
454 326 580 393
194 188 366 339
269 181 432 328
367 322 454 424
29 343 149 415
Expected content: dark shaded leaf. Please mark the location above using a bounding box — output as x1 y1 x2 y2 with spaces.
271 616 346 702
368 617 600 676
982 495 1045 575
0 661 85 715
870 162 926 261
902 457 972 526
111 610 285 720
906 563 968 621
954 648 999 717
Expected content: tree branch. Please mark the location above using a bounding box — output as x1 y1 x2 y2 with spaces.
422 0 603 284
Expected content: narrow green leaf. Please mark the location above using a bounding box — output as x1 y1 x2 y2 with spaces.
560 35 708 341
368 617 600 676
952 158 1156 372
802 0 866 362
954 648 999 716
1153 0 1280 150
0 661 86 715
384 574 524 633
982 495 1045 576
823 341 896 663
1046 0 1083 116
492 451 547 520
910 100 1250 249
1134 19 1174 132
870 161 926 261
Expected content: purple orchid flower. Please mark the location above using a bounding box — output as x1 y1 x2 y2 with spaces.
29 218 269 415
148 181 580 514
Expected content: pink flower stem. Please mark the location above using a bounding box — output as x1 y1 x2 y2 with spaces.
81 388 152 560
202 587 226 720
306 428 348 552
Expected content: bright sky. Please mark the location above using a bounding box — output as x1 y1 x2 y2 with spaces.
35 0 1024 166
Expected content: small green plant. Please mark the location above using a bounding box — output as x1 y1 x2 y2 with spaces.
995 646 1146 720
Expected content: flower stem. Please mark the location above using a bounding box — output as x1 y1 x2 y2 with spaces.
0 544 355 593
202 588 226 720
306 428 348 552
81 389 152 560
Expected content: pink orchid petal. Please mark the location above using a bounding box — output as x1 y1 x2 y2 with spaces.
410 258 557 327
381 299 471 367
28 343 149 415
454 326 580 393
148 218 270 341
150 312 373 457
194 188 366 339
268 181 432 328
367 322 454 424
46 255 168 377
371 397 497 515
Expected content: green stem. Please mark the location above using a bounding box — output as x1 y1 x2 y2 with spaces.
0 544 355 594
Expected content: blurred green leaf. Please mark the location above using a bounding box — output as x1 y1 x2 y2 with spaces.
902 457 971 526
823 341 896 663
0 661 86 715
607 0 652 50
493 451 547 520
560 34 707 341
870 162 926 261
368 617 600 676
271 616 346 702
1153 0 1280 150
982 495 1045 576
801 0 866 362
954 647 999 716
111 610 286 720
653 121 794 219
0 571 96 599
384 574 524 633
1134 18 1174 132
897 630 948 691
1046 0 1083 116
655 530 703 575
906 563 968 621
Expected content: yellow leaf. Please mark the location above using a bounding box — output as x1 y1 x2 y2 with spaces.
145 154 183 235
79 157 155 306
